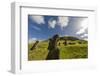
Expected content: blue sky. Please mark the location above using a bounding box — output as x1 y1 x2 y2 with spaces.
28 15 88 43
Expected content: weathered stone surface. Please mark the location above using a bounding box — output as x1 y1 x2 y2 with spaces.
58 42 60 46
63 40 67 46
46 34 60 60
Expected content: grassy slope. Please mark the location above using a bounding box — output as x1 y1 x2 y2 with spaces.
28 40 88 61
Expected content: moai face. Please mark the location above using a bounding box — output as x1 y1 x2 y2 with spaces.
48 34 59 50
52 34 59 48
46 34 60 60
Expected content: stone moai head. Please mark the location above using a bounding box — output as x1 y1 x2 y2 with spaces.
36 40 39 43
53 34 59 40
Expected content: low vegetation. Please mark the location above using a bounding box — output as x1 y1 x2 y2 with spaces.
28 36 88 61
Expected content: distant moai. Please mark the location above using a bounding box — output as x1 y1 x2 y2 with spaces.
63 40 67 46
46 34 60 60
30 41 39 50
58 42 60 46
78 41 82 44
68 42 75 45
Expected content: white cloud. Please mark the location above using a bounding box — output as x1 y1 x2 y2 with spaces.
48 19 57 28
31 16 45 24
80 34 88 38
76 18 88 35
57 16 69 28
76 28 87 35
28 38 37 43
31 26 41 31
48 16 69 29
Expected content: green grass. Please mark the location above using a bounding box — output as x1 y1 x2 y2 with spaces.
28 40 88 61
59 44 88 59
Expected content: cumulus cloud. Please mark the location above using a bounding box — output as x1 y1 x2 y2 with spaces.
57 16 69 28
48 16 69 29
76 28 87 35
31 16 45 24
76 18 88 35
48 19 57 28
80 34 88 38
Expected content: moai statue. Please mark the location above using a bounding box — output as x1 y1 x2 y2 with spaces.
30 40 39 50
63 40 67 46
58 42 60 46
46 34 60 60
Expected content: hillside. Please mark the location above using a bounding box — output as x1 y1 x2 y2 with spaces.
60 36 80 41
43 36 86 42
28 36 88 61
